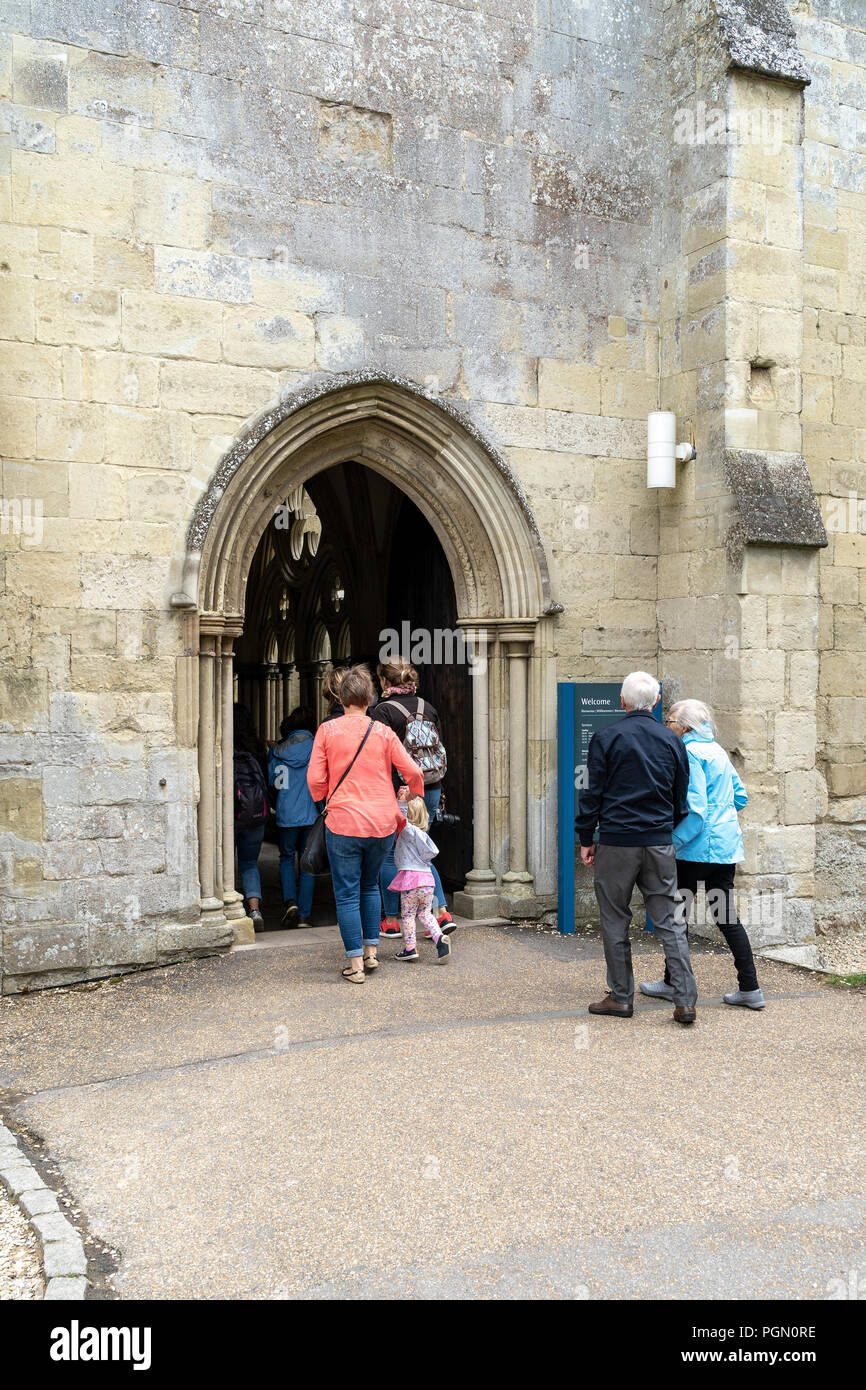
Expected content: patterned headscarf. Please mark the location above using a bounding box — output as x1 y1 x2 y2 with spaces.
382 682 417 697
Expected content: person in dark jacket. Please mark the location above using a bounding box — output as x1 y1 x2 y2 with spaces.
233 704 269 930
575 671 698 1025
268 706 318 930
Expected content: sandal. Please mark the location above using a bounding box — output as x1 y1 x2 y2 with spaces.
341 964 365 984
363 952 379 972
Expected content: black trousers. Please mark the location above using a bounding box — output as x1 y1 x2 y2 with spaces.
663 861 759 993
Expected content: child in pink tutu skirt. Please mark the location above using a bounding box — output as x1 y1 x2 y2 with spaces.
390 794 452 964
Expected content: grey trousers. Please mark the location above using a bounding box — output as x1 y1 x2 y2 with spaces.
593 843 698 1009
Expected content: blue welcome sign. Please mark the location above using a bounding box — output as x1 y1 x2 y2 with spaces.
557 681 662 935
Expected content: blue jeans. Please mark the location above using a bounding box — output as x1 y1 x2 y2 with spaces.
278 824 315 919
379 786 446 919
326 828 389 958
235 824 265 901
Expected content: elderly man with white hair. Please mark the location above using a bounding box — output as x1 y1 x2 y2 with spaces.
575 671 699 1025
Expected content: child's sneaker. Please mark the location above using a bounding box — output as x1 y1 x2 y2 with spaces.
380 918 402 937
436 936 452 964
395 946 419 961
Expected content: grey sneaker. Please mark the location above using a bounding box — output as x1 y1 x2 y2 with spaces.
724 988 765 1010
639 979 675 1000
250 908 264 928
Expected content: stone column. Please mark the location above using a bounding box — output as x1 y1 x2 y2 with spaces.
454 625 499 920
197 630 224 922
500 625 535 908
281 664 294 725
221 631 253 944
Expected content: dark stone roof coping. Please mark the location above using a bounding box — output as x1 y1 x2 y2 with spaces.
725 448 828 554
714 0 811 86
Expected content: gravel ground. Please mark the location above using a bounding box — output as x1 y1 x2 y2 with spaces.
2 921 864 1300
816 923 866 976
0 1185 43 1300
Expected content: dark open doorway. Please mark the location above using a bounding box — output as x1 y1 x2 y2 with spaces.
234 461 472 915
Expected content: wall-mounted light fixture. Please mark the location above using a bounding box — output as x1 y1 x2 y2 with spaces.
647 411 696 488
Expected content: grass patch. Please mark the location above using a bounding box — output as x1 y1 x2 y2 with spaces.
826 972 866 989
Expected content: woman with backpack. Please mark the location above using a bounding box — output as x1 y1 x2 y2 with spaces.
307 665 425 983
371 658 454 939
268 706 319 930
233 704 270 930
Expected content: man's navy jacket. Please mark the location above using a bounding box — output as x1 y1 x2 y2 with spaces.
575 708 691 847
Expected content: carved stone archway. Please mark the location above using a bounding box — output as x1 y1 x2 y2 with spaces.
174 375 558 939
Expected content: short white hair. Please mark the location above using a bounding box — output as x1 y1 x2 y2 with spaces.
621 671 660 711
669 699 715 734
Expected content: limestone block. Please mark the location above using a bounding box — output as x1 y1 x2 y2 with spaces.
79 555 167 611
773 712 817 772
88 922 156 967
222 306 315 369
0 777 43 841
92 236 153 292
83 351 159 408
827 763 866 798
766 595 818 649
133 171 211 249
657 552 690 599
157 920 233 956
789 649 820 709
537 359 601 414
0 273 35 341
726 241 802 309
758 825 816 875
121 289 222 362
154 247 252 304
35 400 104 463
1 924 87 975
6 550 79 606
126 471 188 526
159 360 277 416
613 555 657 600
35 283 120 349
250 260 343 314
43 840 102 880
104 406 191 472
315 314 366 372
783 769 827 824
44 803 123 841
833 533 866 567
0 341 62 398
12 38 68 112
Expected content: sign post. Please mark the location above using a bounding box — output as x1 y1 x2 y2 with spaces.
557 681 662 936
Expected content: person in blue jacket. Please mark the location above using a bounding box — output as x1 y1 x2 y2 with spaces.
640 699 765 1010
268 706 319 929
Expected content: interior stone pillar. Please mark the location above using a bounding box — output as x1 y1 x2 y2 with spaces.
454 624 499 919
221 630 253 943
197 629 225 923
281 663 294 726
500 625 535 908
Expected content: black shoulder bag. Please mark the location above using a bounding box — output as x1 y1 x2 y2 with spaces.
299 722 373 876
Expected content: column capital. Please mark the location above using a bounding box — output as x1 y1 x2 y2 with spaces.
199 613 244 638
496 620 537 649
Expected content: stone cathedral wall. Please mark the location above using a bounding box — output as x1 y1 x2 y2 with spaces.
0 0 861 990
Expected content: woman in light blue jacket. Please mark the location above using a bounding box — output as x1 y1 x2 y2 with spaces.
640 699 764 1010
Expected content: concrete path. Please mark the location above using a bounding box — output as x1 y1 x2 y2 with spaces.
1 922 864 1300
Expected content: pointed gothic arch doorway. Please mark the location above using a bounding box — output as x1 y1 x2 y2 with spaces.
172 376 558 941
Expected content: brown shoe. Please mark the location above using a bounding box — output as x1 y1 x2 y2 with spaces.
588 993 633 1018
673 1006 696 1025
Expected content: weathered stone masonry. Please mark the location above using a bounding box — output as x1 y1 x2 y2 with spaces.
0 1 863 991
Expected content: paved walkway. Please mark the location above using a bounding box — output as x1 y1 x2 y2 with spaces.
1 922 863 1299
